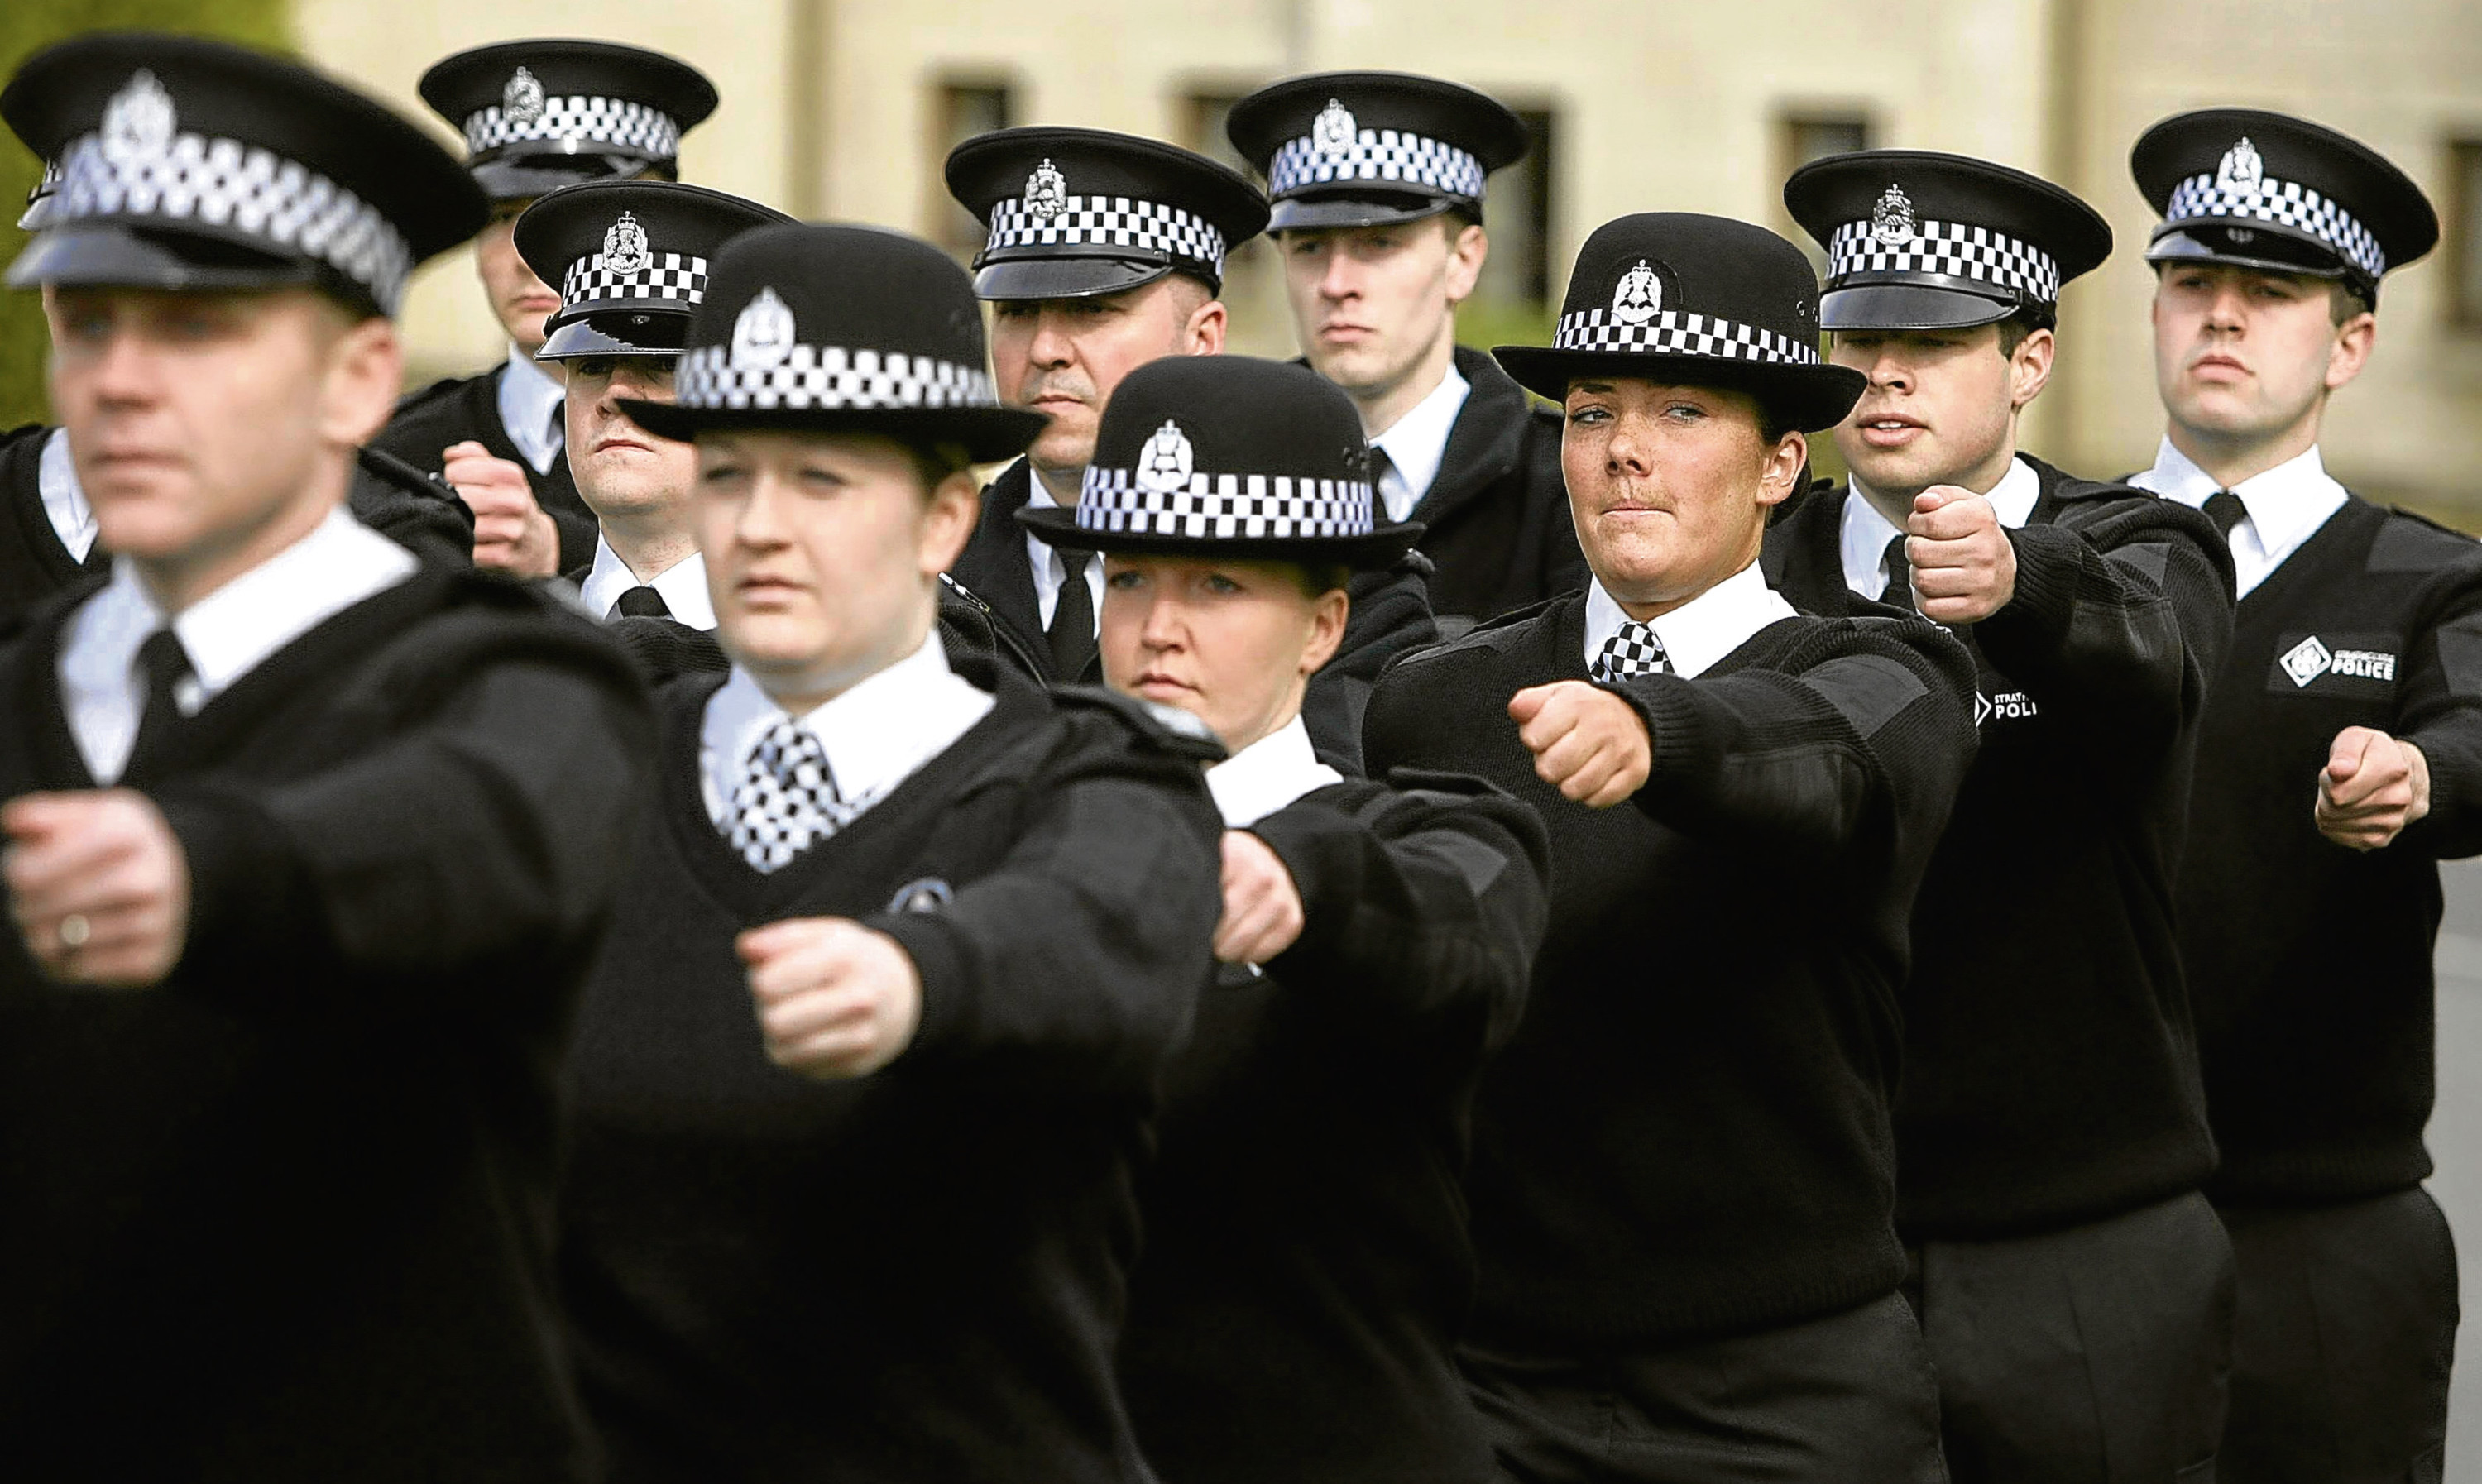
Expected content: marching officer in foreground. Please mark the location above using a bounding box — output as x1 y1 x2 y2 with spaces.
0 33 652 1477
376 39 718 577
944 126 1435 768
1764 151 2240 1482
1023 352 1548 1483
1227 71 1585 625
554 220 1226 1481
2124 110 2475 1484
1364 213 1977 1482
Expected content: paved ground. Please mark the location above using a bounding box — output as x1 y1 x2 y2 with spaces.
2423 857 2482 1473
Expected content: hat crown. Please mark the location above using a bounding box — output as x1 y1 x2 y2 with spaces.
1552 213 1823 360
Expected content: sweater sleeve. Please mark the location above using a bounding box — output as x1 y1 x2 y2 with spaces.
876 720 1224 1091
1607 618 1979 862
2393 572 2482 861
1245 772 1548 1045
158 656 653 999
1970 495 2235 753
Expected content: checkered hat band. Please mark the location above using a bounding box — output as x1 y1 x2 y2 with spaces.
675 344 999 411
2162 172 2385 279
983 196 1227 275
1267 129 1485 199
1077 467 1378 541
1826 218 2062 302
1552 309 1820 366
51 129 413 312
562 250 709 309
462 97 681 159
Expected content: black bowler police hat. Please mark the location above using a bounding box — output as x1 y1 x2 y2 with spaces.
1785 150 2112 332
1494 213 1864 433
944 127 1269 301
2 32 485 317
419 40 718 203
1226 71 1530 232
620 221 1046 464
515 180 789 361
1018 355 1421 569
2130 108 2436 304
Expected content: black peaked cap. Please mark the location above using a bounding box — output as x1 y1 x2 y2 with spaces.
1227 70 1529 231
2 31 484 315
419 40 718 201
1019 355 1420 569
515 180 791 360
1785 150 2111 331
2130 108 2436 301
944 126 1269 301
620 221 1045 463
1495 213 1863 433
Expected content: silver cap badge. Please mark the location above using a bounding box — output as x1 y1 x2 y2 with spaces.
101 70 176 167
2216 137 2264 196
1612 259 1664 325
1871 184 1916 245
1023 158 1069 221
1312 99 1358 158
601 211 652 275
502 66 545 127
730 286 796 371
1134 419 1195 494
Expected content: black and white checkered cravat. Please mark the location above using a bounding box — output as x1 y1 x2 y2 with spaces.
726 717 856 872
1593 619 1673 682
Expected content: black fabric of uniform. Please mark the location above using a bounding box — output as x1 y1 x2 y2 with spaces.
1905 1190 2236 1484
1119 773 1548 1484
0 424 477 625
1392 346 1588 622
953 456 1438 773
1762 459 2237 1239
2217 1188 2456 1484
587 577 1042 695
1461 1293 1946 1484
558 674 1224 1484
124 627 194 778
371 364 598 570
0 566 653 1482
2176 496 2482 1205
1361 590 1977 1350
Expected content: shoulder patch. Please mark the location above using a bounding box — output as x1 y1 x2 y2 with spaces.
1799 651 1929 739
1048 683 1229 763
2370 509 2481 575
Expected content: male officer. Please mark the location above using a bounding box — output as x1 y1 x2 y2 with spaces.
1763 150 2240 1484
374 40 718 577
2125 110 2475 1484
1228 71 1584 624
944 126 1433 768
0 33 650 1477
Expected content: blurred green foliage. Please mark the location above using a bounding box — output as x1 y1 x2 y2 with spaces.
0 0 292 429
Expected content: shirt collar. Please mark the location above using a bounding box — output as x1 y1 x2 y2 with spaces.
580 534 718 630
2134 436 2342 554
1205 714 1342 827
1370 359 1473 509
497 343 567 473
1583 559 1797 680
37 427 97 562
702 628 993 815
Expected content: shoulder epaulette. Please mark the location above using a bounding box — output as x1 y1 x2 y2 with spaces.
2369 505 2482 574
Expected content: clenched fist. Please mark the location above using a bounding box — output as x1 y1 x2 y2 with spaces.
442 440 560 577
1905 486 2017 625
2316 726 2430 852
1215 830 1305 965
3 789 191 989
1510 680 1651 808
740 917 923 1078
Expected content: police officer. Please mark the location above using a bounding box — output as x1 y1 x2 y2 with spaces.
943 126 1435 768
2124 110 2472 1484
374 40 719 577
0 33 651 1477
1764 149 2240 1484
1227 71 1584 625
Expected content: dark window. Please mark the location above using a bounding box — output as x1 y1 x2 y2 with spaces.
2447 139 2482 329
1775 108 1875 266
1476 107 1555 310
932 79 1013 257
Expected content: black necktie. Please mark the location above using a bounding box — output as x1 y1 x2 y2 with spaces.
1048 548 1097 681
2203 491 2249 539
1368 446 1402 521
612 585 670 620
1880 534 1914 612
126 628 195 777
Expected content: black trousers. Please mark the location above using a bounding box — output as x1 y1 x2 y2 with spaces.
2215 1186 2456 1484
1462 1292 1947 1484
1907 1190 2236 1484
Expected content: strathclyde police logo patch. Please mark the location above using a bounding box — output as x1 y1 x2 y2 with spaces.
2280 634 2333 687
2272 632 2398 695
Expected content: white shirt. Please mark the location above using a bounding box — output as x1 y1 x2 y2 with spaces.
58 508 418 783
1370 361 1472 524
1206 715 1343 828
1023 476 1104 633
1839 454 2043 601
38 428 98 562
2127 438 2347 600
699 629 996 832
578 534 718 630
1582 560 1798 680
496 343 567 476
